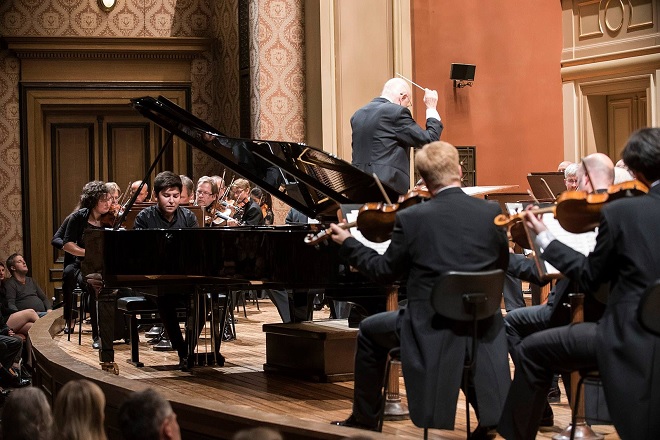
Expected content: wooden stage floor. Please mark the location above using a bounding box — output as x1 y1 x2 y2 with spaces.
40 300 619 440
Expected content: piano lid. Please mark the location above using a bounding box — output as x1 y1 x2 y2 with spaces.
130 96 401 218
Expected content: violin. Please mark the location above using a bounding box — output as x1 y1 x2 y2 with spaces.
497 180 649 247
304 189 431 246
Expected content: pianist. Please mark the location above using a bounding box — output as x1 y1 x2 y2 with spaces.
329 141 510 434
133 172 222 370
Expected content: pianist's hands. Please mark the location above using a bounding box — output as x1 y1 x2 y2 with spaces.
329 223 352 245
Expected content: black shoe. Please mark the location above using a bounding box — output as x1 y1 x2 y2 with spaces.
215 352 225 367
0 368 30 388
153 338 174 351
145 325 163 338
179 356 193 372
330 414 378 431
547 385 561 403
471 424 497 440
92 337 101 350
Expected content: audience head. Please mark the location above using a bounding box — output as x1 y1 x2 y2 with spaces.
130 180 149 203
195 176 218 208
179 175 194 205
381 77 412 108
79 181 110 212
1 387 53 440
577 153 614 193
6 253 27 276
118 388 180 440
563 163 579 191
54 379 107 440
415 141 462 192
622 127 660 185
557 161 573 173
232 427 283 440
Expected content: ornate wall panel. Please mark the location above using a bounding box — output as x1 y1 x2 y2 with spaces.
0 51 22 256
0 0 229 261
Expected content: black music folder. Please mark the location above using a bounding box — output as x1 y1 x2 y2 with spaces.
527 172 566 200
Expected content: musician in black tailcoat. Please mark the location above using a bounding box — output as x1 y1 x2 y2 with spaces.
351 77 443 194
498 128 660 440
329 141 510 433
134 171 222 370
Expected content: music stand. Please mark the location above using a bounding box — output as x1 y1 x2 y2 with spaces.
527 172 565 200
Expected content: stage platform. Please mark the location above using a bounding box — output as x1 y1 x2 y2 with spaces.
29 300 619 440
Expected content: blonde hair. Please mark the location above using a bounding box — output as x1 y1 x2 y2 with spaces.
54 380 107 440
415 141 461 190
231 178 251 192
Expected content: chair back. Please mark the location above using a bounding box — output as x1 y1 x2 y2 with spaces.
638 279 660 336
431 269 504 322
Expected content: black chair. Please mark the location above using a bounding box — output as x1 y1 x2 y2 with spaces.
429 269 505 440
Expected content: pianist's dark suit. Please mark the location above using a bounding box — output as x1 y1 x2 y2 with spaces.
339 187 509 429
499 184 660 440
351 97 442 194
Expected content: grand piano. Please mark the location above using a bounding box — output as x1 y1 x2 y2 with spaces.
82 96 402 368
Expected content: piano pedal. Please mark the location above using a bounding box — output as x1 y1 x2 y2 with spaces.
100 361 119 375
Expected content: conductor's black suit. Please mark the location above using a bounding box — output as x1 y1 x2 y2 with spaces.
351 97 442 194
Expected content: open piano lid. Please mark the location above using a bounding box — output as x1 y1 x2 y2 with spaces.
131 96 400 219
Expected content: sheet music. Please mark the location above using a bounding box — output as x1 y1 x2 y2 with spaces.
346 210 390 255
527 212 597 277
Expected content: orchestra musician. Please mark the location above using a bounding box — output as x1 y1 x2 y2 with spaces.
129 180 149 203
351 77 442 194
329 141 510 435
194 176 219 226
498 128 660 440
133 171 221 370
504 152 613 428
228 179 263 226
179 175 194 205
563 163 579 192
61 181 113 350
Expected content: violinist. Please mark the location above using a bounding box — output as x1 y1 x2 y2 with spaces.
250 187 273 225
563 163 579 192
194 176 218 226
502 152 614 431
61 181 112 350
499 130 660 440
229 179 263 226
329 141 509 433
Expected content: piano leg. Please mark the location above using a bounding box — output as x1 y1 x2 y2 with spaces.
97 286 119 374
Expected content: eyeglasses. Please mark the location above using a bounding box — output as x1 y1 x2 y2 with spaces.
564 179 578 184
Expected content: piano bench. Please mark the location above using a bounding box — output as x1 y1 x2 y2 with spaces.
117 296 185 367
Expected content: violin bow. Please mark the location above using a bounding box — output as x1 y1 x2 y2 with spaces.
372 173 393 204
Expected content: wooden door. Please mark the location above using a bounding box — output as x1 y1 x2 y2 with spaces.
44 108 179 299
607 92 648 161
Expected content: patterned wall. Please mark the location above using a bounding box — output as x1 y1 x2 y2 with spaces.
250 0 306 223
0 0 305 260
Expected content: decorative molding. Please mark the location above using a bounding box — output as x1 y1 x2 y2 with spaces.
604 0 624 33
2 36 212 60
578 0 604 38
628 0 654 31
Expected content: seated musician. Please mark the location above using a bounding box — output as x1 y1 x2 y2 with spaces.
130 180 149 203
328 141 510 434
504 152 613 427
133 171 223 370
229 179 263 225
179 175 194 205
563 162 579 192
61 181 112 350
211 175 227 199
498 128 660 440
194 176 218 226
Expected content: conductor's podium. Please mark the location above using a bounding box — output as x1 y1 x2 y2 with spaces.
263 319 358 382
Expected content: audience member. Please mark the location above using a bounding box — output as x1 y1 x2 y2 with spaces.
3 254 52 316
118 388 180 440
53 379 107 440
232 427 283 440
1 387 53 440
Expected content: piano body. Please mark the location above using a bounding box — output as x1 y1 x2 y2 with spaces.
82 96 401 367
